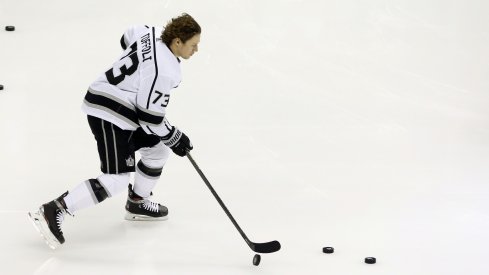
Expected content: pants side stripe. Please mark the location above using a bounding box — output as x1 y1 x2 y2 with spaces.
101 120 110 172
111 124 118 174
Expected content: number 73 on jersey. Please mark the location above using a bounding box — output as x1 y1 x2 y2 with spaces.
152 91 170 107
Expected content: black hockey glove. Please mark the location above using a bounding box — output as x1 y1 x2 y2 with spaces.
161 127 193 157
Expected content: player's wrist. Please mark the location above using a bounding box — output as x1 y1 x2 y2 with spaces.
161 126 182 147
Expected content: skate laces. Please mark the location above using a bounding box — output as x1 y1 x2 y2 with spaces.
54 199 73 217
56 210 64 232
142 200 160 213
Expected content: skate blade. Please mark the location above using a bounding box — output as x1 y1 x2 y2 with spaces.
28 210 61 250
124 212 168 221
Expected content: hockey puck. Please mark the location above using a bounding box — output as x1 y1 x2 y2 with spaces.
322 247 334 254
252 254 261 266
5 26 15 31
0 85 3 90
365 257 376 264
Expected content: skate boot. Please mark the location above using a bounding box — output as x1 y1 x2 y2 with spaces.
28 192 71 249
125 184 168 221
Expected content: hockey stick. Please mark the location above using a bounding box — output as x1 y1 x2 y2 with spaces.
187 152 281 254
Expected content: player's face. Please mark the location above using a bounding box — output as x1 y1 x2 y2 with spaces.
176 34 200 59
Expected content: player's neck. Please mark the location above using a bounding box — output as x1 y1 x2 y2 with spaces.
169 44 180 59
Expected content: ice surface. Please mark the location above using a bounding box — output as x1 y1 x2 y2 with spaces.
1 0 489 274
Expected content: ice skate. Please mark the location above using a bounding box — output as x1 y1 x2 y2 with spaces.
28 192 70 249
125 184 168 221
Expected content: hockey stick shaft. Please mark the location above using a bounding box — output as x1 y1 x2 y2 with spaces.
186 152 252 244
186 152 281 254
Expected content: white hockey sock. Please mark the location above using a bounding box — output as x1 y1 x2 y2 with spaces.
134 142 169 198
134 172 158 198
97 173 130 197
63 181 97 214
64 173 130 214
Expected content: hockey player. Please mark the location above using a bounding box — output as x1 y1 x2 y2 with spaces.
28 13 201 249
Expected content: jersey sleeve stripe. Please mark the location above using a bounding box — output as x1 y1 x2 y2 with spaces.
136 106 165 126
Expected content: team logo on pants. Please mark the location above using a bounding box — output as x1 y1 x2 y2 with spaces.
126 156 135 167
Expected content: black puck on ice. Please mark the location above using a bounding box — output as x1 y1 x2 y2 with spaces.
0 85 3 90
322 247 334 254
253 254 261 266
365 257 376 264
5 26 15 31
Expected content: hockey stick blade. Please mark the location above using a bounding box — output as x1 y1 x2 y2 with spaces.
250 240 281 254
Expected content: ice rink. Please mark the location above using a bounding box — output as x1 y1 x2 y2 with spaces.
1 0 489 274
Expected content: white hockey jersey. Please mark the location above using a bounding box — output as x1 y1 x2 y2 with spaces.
82 25 181 138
